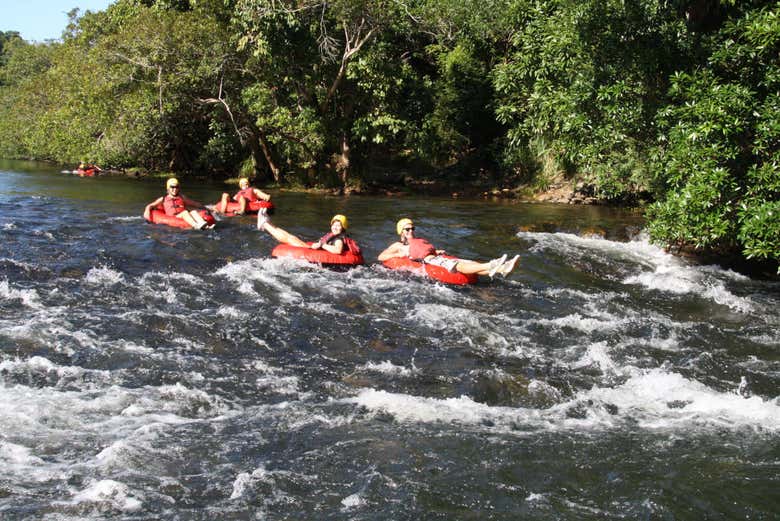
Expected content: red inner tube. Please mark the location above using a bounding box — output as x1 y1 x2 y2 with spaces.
216 200 275 215
271 243 364 266
145 208 216 229
382 256 477 285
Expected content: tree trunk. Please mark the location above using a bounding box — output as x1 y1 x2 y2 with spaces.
257 132 281 183
337 132 350 187
246 136 267 180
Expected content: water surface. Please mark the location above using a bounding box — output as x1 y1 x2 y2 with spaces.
1 161 778 520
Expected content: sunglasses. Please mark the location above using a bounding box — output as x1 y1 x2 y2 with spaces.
168 185 179 189
403 227 415 232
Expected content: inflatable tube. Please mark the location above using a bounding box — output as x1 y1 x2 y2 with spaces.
145 208 216 229
271 243 364 266
382 256 478 285
218 200 275 216
77 168 97 177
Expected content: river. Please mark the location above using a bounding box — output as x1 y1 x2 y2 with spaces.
1 160 778 520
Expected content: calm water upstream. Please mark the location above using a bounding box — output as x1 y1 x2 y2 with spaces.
0 160 778 520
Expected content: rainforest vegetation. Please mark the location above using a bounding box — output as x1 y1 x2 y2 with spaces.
0 0 777 269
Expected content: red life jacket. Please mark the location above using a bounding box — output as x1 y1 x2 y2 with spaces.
163 194 185 216
343 237 361 255
408 237 436 260
234 187 258 202
317 233 362 255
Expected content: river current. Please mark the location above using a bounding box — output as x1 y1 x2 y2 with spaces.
0 161 778 520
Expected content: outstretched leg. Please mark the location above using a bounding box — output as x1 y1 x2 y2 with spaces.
454 254 507 276
219 193 230 214
257 214 308 247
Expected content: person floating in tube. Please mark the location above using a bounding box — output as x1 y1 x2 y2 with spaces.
217 177 271 215
378 218 518 277
257 212 352 255
144 178 214 230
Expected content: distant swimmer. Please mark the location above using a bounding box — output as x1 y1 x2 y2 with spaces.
378 218 518 278
144 178 214 230
76 162 101 177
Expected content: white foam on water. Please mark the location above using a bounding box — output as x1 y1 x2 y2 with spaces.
0 441 45 466
1 369 229 443
2 304 139 356
139 270 202 287
520 230 659 268
521 231 759 313
701 284 755 314
570 341 623 375
216 258 305 304
108 216 142 222
0 278 42 308
216 305 247 319
136 271 212 307
153 382 230 416
341 492 367 510
68 479 143 512
0 321 77 357
0 356 113 387
408 303 515 350
85 266 126 286
229 465 300 509
535 312 633 334
119 340 154 354
347 368 780 433
0 257 43 273
527 380 563 402
542 286 615 301
2 222 17 230
255 375 301 396
699 264 751 281
230 466 273 500
348 389 521 427
578 369 780 430
358 360 418 377
32 229 55 240
0 438 66 484
93 421 190 475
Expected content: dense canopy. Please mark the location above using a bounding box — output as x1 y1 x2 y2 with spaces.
0 0 778 269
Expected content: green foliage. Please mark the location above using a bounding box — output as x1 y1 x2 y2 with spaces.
738 163 780 261
494 0 690 198
0 1 239 171
647 3 780 267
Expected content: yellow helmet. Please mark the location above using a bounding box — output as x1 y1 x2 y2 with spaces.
238 177 249 186
396 218 413 235
166 177 179 188
331 214 348 230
